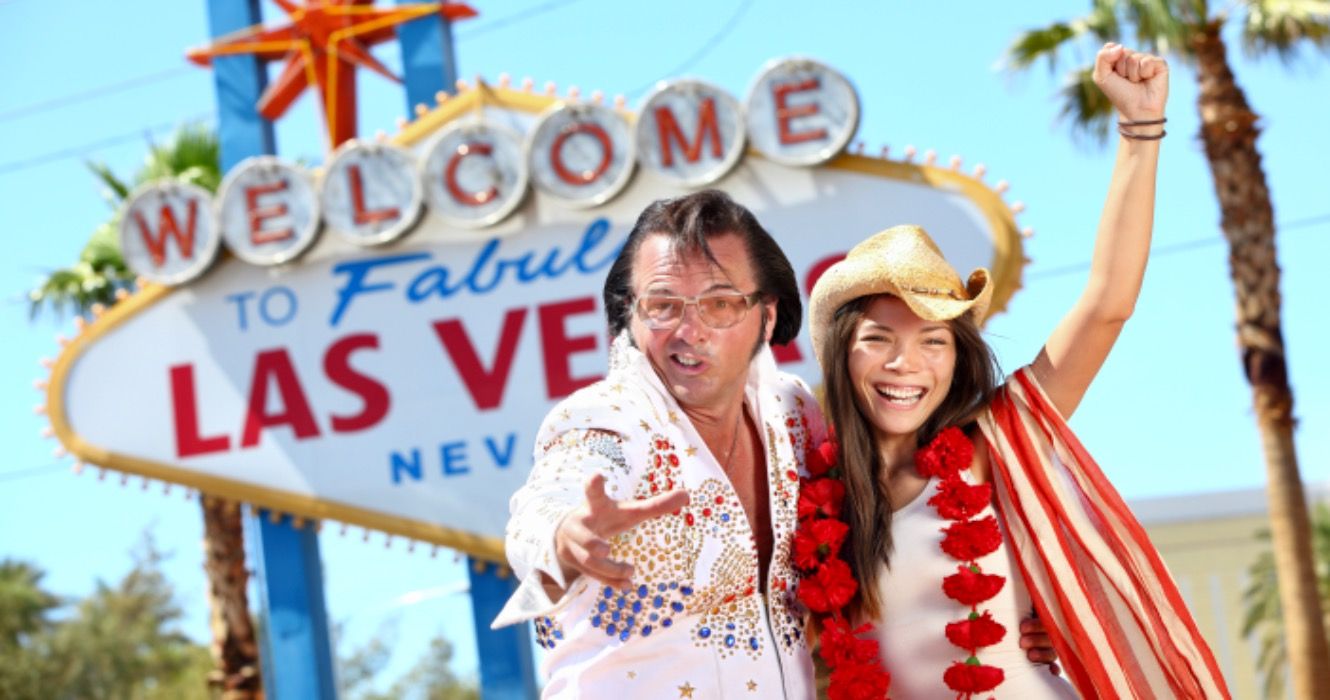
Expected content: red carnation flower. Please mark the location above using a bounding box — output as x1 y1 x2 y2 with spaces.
943 660 1005 693
945 611 1007 650
798 478 847 521
940 515 1003 560
807 440 840 477
942 565 1006 606
793 519 850 571
828 660 892 700
813 518 849 552
792 529 821 571
819 616 881 667
797 559 857 614
915 426 973 479
928 476 992 521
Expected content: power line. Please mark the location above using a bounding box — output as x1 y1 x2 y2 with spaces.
456 0 585 40
627 0 757 99
0 66 196 123
2 0 582 128
0 462 65 484
1027 213 1330 280
0 0 586 175
0 112 215 175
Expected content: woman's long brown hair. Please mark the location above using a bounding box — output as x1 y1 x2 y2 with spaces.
819 294 1001 621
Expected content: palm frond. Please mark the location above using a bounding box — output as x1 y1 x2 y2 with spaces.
138 123 222 193
27 266 125 319
1241 503 1330 699
1057 65 1118 145
1004 9 1123 74
1241 0 1330 62
1122 0 1199 53
85 161 132 207
81 219 129 272
1007 22 1084 73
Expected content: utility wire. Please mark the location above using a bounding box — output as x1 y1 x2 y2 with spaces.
456 0 585 40
0 0 585 175
0 66 196 123
1 0 582 127
0 113 215 175
627 0 756 99
1027 213 1330 280
0 462 65 484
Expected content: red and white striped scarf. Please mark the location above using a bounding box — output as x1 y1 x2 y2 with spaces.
978 368 1231 699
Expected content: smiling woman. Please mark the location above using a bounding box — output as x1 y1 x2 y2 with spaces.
803 45 1232 699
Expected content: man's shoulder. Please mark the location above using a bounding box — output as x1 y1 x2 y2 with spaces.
537 372 658 440
762 369 819 405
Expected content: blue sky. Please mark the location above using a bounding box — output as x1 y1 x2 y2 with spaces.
2 0 1328 687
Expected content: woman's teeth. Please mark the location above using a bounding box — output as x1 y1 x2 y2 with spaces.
876 385 924 405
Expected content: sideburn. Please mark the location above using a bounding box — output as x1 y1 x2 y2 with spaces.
750 304 770 360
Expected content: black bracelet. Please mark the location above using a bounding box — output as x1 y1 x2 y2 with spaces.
1118 117 1167 127
1118 128 1166 141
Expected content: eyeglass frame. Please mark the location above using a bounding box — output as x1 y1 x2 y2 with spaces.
631 289 766 330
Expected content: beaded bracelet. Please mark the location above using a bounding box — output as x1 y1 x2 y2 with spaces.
1119 128 1166 141
1118 116 1166 140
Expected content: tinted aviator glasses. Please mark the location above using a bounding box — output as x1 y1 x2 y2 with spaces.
634 291 764 330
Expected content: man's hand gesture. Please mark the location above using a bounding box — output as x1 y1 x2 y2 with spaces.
553 473 690 591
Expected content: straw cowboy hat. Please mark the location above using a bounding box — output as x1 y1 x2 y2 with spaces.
808 224 993 364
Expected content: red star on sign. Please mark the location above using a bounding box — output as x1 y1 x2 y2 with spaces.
188 0 477 147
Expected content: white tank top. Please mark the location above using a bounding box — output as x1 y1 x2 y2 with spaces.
867 473 1078 699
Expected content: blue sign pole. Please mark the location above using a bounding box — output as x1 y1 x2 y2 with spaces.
395 10 538 698
249 512 337 699
396 0 460 107
469 560 539 699
203 2 336 698
204 0 274 168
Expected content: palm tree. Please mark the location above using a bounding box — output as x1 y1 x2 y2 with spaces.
1245 502 1330 698
1005 2 1330 696
29 124 262 699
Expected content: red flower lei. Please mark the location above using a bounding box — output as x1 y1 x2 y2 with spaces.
794 427 1007 699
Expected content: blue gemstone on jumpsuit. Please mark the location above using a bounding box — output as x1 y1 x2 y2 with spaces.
637 585 649 597
699 627 711 639
671 602 684 613
725 635 735 647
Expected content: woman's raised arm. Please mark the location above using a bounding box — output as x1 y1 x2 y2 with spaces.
1031 43 1169 417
